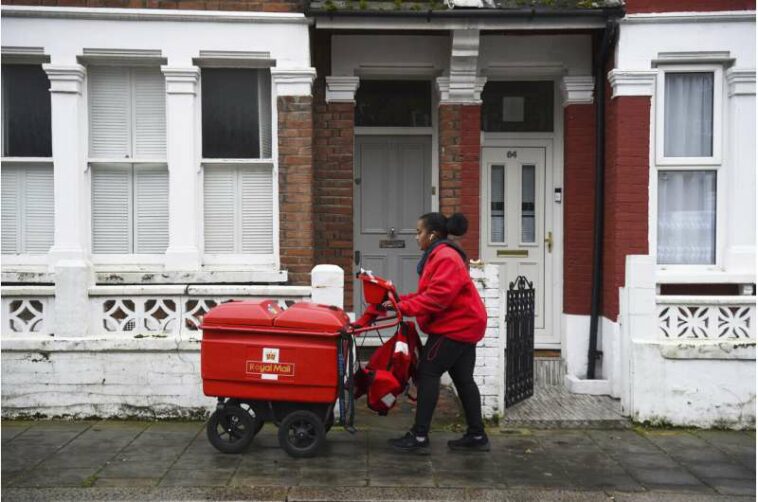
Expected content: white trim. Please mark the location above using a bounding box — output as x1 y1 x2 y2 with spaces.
42 64 86 94
78 48 166 67
607 69 656 98
194 51 274 69
0 5 310 24
200 158 274 165
655 64 723 166
651 51 734 68
91 254 164 266
0 157 54 164
561 76 594 106
1 46 49 64
325 76 360 103
354 127 433 136
270 68 316 97
87 284 309 297
1 285 55 296
441 29 482 105
436 76 486 105
655 270 757 284
621 11 756 24
313 16 607 32
161 67 200 95
656 295 756 305
726 68 756 97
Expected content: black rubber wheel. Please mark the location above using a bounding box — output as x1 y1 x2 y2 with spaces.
277 410 325 458
206 404 257 454
227 399 264 435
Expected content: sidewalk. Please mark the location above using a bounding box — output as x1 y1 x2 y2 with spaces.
1 395 755 501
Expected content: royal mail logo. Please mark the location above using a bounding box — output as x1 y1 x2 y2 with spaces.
246 361 295 377
265 352 277 361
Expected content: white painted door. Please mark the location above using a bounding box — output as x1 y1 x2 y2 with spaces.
481 146 556 346
353 136 432 312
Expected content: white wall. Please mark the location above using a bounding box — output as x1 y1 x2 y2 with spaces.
331 34 450 76
479 34 592 76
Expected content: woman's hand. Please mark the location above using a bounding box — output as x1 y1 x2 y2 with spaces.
381 300 396 311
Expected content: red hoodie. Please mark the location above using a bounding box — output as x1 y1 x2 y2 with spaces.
397 245 487 344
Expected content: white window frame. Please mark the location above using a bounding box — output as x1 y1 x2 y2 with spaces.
655 64 723 166
653 64 726 275
1 57 54 266
87 63 168 265
199 66 278 267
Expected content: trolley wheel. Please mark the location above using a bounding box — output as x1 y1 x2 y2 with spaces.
227 399 264 435
278 410 325 458
206 404 258 454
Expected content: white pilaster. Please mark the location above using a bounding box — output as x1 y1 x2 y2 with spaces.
161 66 202 271
607 69 657 98
561 76 595 106
271 68 316 97
439 29 483 105
43 64 92 337
436 76 487 104
311 264 345 309
325 76 360 103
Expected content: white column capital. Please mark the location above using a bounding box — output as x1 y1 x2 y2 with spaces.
325 76 360 103
436 76 486 105
161 66 200 95
561 76 595 106
42 64 86 94
271 67 316 97
726 68 756 97
607 69 657 98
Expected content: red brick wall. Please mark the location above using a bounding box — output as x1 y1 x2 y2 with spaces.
563 104 596 315
2 0 306 11
312 32 355 310
602 95 651 321
278 95 315 286
625 0 755 13
439 103 481 260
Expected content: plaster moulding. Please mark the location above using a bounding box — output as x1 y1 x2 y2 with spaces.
607 69 656 98
561 76 594 106
194 50 274 69
726 68 756 97
42 64 86 94
161 66 200 95
1 46 49 64
436 76 487 104
271 68 316 97
325 76 360 103
652 51 735 68
79 48 166 66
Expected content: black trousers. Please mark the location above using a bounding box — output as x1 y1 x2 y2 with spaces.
411 334 485 437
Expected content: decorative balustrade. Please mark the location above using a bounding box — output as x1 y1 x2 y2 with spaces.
1 286 55 336
657 296 756 340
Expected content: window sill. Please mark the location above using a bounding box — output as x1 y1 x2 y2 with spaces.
656 268 756 284
94 267 288 285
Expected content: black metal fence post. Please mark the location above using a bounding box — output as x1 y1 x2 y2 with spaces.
505 276 535 408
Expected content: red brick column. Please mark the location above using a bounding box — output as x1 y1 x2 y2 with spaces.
439 103 481 260
563 104 596 315
602 95 651 320
278 95 314 286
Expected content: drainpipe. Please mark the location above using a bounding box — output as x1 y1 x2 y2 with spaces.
587 19 618 380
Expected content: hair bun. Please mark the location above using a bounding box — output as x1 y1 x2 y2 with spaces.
446 213 468 237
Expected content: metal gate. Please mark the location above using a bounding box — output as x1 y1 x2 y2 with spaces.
505 276 535 407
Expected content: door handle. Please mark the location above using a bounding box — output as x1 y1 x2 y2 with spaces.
354 250 361 266
544 231 553 253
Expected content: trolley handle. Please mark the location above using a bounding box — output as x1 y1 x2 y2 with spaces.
348 292 402 336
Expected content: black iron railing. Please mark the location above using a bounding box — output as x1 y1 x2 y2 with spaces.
505 276 535 408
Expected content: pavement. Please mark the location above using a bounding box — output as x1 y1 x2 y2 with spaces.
1 392 755 501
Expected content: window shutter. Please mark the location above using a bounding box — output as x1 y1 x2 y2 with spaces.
1 167 21 254
23 165 54 253
204 166 236 253
92 165 131 253
132 68 166 159
134 164 168 253
240 166 273 254
89 66 131 159
258 71 272 159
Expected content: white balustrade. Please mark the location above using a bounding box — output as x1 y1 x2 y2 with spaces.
657 295 756 340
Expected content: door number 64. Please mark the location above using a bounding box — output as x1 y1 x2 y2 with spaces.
507 150 517 159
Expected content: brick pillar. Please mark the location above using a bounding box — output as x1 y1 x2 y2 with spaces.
602 95 650 321
563 104 596 315
439 103 481 260
278 95 314 286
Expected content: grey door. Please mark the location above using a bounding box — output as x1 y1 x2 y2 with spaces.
354 135 432 312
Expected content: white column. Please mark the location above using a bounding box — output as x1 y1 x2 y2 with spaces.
561 76 595 106
43 64 92 338
724 69 756 274
437 29 484 105
325 76 360 103
311 264 344 309
162 66 202 271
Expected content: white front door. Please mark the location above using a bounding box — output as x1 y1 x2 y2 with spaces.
481 146 557 346
353 135 432 311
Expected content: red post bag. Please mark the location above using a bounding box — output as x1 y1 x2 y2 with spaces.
354 322 422 414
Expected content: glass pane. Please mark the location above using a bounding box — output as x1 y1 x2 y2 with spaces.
664 72 714 157
481 81 553 132
490 165 505 242
521 164 536 243
355 80 431 127
657 170 716 264
202 68 260 159
2 64 52 157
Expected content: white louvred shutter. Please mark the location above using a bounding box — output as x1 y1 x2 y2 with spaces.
92 165 131 253
204 166 236 253
240 166 273 254
133 67 166 159
134 164 168 253
89 66 131 159
1 166 21 254
23 165 54 254
258 70 272 159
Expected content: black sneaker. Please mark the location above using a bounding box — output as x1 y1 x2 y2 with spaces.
447 433 491 452
388 432 431 455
